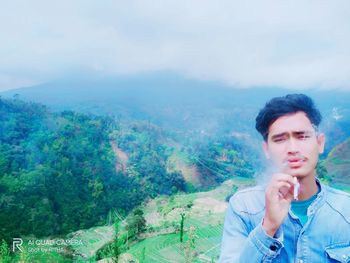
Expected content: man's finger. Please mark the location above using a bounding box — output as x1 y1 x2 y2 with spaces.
268 181 293 197
272 173 295 186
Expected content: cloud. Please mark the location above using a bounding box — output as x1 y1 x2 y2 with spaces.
0 0 350 91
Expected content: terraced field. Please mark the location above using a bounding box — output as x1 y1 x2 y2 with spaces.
121 178 254 262
127 224 223 263
69 226 114 261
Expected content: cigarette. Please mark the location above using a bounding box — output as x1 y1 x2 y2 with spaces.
293 177 300 200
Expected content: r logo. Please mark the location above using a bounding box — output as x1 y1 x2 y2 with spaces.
12 238 23 252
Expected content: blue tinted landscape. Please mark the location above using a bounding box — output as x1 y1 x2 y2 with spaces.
1 73 349 262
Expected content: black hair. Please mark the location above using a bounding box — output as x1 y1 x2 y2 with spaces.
255 94 322 141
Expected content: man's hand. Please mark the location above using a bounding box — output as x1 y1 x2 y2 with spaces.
262 173 295 237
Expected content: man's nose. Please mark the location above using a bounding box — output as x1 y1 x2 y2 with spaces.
287 138 299 154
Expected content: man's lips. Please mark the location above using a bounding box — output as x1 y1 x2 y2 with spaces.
287 158 306 168
288 158 304 162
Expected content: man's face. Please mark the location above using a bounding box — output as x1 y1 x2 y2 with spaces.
263 111 325 178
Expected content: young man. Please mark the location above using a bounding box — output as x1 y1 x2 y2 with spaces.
219 94 350 262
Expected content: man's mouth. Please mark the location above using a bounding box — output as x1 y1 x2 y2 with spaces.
287 158 306 168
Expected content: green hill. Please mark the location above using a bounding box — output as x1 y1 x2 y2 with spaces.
324 137 350 189
0 98 187 243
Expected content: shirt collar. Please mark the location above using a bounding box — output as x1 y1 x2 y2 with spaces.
307 177 326 215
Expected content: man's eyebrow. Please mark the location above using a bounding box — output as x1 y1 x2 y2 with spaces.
270 130 314 139
292 130 314 135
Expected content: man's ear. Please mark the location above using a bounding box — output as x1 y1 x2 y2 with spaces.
317 133 326 154
262 141 270 159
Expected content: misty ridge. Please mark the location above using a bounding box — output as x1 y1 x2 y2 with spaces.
1 72 350 183
2 72 350 155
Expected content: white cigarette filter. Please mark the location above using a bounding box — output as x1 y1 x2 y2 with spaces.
293 177 300 200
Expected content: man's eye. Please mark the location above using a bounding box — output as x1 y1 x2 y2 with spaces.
298 135 310 140
274 138 286 143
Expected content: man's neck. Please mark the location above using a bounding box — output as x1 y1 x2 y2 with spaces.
298 172 318 201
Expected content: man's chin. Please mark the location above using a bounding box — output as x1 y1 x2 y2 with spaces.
290 171 316 180
286 167 309 177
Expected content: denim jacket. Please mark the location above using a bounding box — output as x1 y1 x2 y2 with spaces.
219 180 350 263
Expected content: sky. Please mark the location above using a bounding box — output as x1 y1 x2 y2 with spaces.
0 0 350 91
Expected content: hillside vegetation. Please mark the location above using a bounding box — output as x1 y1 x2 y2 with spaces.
323 138 350 189
0 98 188 242
0 97 254 258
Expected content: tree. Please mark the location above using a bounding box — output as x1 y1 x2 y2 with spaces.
19 247 30 263
111 219 121 263
126 208 146 240
180 212 186 243
316 161 329 181
0 239 11 263
183 226 197 263
140 247 146 263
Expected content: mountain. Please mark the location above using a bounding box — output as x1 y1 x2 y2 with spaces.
323 138 350 186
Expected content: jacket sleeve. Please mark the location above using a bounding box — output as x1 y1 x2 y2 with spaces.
219 196 283 263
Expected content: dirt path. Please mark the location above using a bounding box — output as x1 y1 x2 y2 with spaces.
110 141 129 172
